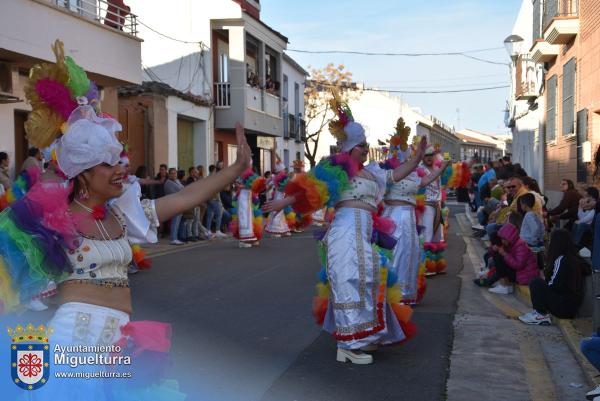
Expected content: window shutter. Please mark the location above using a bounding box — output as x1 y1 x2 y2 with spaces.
546 75 557 142
562 58 576 136
533 0 541 41
577 108 588 182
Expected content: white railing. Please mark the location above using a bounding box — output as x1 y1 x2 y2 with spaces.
54 0 138 36
214 82 231 107
264 92 279 117
246 85 262 111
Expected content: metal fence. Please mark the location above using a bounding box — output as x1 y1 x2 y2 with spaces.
54 0 138 36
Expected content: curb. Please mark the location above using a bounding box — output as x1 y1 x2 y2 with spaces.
461 212 600 388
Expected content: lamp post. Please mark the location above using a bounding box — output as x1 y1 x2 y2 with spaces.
503 34 524 61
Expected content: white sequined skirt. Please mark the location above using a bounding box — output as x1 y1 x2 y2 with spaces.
323 207 405 349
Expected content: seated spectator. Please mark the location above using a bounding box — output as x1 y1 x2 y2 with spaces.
518 193 545 248
548 179 582 230
518 229 590 325
487 223 539 294
581 330 600 400
0 151 11 192
507 211 523 231
485 176 540 239
475 180 501 228
572 187 599 248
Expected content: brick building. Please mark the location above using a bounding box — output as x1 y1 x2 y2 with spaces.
529 0 600 203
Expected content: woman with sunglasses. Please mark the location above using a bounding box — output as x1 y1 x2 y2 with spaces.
264 93 427 365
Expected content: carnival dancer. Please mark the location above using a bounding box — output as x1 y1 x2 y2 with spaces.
264 92 427 365
265 162 292 237
0 40 251 399
381 120 449 305
230 168 266 248
421 146 450 276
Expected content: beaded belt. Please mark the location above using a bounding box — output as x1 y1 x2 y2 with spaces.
65 278 130 288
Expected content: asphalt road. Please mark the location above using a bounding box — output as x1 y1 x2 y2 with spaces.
129 205 465 401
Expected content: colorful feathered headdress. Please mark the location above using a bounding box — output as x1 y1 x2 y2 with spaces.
24 40 100 149
383 117 412 164
328 90 366 152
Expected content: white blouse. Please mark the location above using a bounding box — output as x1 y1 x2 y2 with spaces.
384 171 421 205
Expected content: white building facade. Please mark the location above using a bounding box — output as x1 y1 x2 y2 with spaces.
505 0 545 190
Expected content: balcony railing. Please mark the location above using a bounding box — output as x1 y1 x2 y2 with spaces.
543 0 578 31
54 0 138 36
283 112 290 138
214 82 231 107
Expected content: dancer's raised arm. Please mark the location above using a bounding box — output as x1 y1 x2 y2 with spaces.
390 136 428 182
155 122 251 222
419 160 450 188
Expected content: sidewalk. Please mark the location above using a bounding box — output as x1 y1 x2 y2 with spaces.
446 206 591 401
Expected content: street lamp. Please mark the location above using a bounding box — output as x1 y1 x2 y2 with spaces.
503 34 524 61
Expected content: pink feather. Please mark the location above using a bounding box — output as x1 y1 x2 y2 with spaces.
25 181 78 242
373 215 396 235
35 78 77 120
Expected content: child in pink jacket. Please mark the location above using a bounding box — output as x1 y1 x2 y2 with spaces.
488 223 539 294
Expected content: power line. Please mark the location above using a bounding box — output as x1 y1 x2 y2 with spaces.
287 47 508 66
365 85 509 94
289 47 504 56
137 19 207 46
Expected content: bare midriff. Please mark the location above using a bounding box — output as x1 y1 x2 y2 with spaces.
58 282 132 315
335 200 377 213
384 199 415 207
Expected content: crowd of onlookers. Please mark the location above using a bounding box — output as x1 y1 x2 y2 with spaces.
466 156 600 400
470 156 593 322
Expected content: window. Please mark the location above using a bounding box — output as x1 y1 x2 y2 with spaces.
219 53 228 82
546 75 557 142
284 149 289 168
227 144 237 167
282 74 289 101
562 58 576 136
532 0 542 41
294 83 300 117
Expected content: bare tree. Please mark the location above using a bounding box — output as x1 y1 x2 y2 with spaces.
304 63 361 168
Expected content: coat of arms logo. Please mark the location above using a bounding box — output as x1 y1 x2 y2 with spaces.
8 324 53 391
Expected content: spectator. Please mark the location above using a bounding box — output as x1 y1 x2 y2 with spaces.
581 330 600 400
0 152 11 191
469 164 484 212
475 178 502 228
153 163 168 199
518 193 545 248
519 229 590 325
220 184 234 232
521 176 546 207
205 165 227 238
216 161 224 172
548 179 582 230
197 165 205 178
485 176 541 238
477 161 498 207
487 223 539 294
164 168 185 245
572 187 599 248
21 147 43 173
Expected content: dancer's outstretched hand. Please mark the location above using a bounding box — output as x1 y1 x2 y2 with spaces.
415 136 428 161
262 196 295 213
233 122 251 173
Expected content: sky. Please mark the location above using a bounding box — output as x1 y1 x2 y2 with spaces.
260 0 523 135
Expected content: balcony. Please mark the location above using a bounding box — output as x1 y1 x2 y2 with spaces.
530 40 559 64
0 0 142 85
542 0 579 44
214 82 231 108
514 55 541 101
299 118 306 142
288 114 298 140
544 17 579 44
